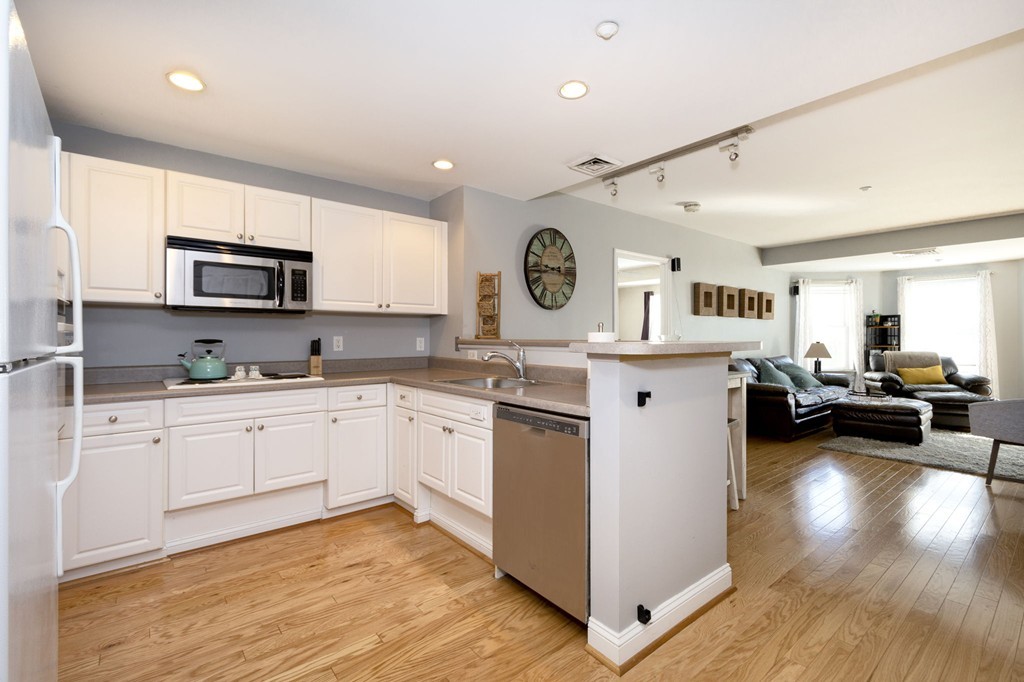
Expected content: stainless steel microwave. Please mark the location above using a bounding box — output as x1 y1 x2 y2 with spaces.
165 236 312 313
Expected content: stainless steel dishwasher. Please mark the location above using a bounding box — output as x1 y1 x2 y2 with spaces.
493 404 589 622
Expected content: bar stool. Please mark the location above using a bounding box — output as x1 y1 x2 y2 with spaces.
727 418 740 510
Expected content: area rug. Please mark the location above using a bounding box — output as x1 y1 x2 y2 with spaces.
818 429 1024 483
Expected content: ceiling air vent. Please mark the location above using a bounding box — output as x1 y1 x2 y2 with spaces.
892 247 940 258
568 154 622 176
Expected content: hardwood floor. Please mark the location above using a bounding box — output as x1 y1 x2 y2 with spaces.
59 431 1024 680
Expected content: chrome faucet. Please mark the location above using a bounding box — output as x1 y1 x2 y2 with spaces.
483 341 527 380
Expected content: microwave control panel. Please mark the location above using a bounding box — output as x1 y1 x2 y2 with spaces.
291 269 308 301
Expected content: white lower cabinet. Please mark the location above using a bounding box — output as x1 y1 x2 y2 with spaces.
392 405 418 508
165 389 328 511
415 390 493 517
59 402 165 571
326 385 388 509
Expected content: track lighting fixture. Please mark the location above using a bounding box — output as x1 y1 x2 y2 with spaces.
649 164 665 183
719 134 748 163
604 178 619 197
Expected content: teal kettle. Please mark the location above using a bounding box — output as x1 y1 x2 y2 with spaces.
179 339 228 380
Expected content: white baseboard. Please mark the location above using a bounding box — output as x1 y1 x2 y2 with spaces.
165 509 323 555
429 507 493 559
587 564 732 667
321 495 395 519
59 548 168 583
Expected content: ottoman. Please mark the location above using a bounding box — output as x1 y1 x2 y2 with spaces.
910 390 993 430
832 396 933 445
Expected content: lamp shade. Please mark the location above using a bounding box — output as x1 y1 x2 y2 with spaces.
804 342 831 359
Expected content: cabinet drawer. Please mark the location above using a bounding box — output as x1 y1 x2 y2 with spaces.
393 385 417 409
165 388 327 426
417 389 492 429
79 400 164 437
327 384 387 410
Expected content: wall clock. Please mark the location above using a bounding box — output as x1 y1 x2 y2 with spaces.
523 227 576 310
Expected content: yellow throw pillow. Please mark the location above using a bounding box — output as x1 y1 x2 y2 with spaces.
897 365 947 385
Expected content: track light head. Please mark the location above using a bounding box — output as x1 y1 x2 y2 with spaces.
604 177 619 197
728 149 739 162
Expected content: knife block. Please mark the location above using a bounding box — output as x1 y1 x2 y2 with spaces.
308 355 322 376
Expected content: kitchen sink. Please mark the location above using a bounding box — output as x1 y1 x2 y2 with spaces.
435 376 538 389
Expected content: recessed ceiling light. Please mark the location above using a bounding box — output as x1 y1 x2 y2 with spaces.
558 80 589 99
432 159 454 170
166 70 206 92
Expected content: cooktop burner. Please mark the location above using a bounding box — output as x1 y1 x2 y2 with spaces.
163 374 326 390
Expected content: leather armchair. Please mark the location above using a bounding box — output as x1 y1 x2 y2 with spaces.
731 355 850 441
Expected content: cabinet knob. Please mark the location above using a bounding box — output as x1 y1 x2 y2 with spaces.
236 233 244 240
408 416 414 422
152 436 161 444
332 417 338 423
377 304 383 309
248 235 255 241
399 394 406 400
154 292 162 299
257 424 265 431
108 415 118 423
245 425 253 432
356 394 363 400
385 304 391 309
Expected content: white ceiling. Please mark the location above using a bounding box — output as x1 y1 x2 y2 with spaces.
16 1 1024 267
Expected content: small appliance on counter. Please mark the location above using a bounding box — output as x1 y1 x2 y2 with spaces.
178 339 229 381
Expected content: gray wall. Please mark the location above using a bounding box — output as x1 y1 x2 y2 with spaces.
430 187 792 358
59 123 434 368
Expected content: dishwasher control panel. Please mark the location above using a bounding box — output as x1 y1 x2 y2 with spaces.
494 405 588 437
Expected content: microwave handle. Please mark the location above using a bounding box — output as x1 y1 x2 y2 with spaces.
277 261 285 308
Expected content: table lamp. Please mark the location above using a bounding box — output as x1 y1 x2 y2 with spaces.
804 342 831 373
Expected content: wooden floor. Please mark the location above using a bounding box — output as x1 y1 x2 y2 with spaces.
59 431 1024 681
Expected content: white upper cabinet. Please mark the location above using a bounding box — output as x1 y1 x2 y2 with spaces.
166 171 311 250
165 171 244 244
312 198 447 314
312 199 383 312
244 185 312 251
382 212 447 314
67 154 166 305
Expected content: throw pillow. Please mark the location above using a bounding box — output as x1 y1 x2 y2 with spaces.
897 364 947 384
758 359 796 388
778 363 824 389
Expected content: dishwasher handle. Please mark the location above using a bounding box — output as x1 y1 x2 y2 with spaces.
494 404 588 438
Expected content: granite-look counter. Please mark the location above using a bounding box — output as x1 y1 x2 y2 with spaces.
80 368 590 417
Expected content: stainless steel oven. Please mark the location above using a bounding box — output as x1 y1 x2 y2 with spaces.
165 236 312 313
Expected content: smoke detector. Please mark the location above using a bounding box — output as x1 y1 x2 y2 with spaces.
568 154 622 176
892 247 940 258
676 201 701 213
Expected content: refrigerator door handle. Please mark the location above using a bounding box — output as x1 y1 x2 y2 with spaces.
54 355 83 577
50 136 84 356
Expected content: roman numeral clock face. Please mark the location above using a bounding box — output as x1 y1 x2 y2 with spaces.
523 227 576 310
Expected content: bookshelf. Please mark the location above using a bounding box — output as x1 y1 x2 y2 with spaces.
865 313 900 366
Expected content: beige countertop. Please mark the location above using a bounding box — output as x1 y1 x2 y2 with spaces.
80 368 590 417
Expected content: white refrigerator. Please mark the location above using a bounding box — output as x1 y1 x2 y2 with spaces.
1 2 84 680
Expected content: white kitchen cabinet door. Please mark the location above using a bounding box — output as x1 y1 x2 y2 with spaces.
244 186 311 251
450 421 493 517
166 171 245 244
417 412 449 495
382 212 447 314
254 411 326 494
392 406 417 507
326 407 388 509
68 154 165 304
167 419 255 510
59 430 164 570
311 198 383 312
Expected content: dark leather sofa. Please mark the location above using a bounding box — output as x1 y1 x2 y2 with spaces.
730 355 850 441
863 354 992 429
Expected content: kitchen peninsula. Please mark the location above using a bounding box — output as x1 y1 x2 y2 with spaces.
570 339 760 673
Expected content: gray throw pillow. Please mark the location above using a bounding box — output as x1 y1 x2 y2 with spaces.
758 359 796 388
778 363 824 389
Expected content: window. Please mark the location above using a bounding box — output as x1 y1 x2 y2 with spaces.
802 282 858 371
901 276 981 374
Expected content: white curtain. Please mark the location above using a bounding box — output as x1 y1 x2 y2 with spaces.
979 270 999 398
897 275 912 349
849 278 864 374
794 278 812 367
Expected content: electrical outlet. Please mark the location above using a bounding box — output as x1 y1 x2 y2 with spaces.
467 350 478 360
333 336 344 351
416 337 425 351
